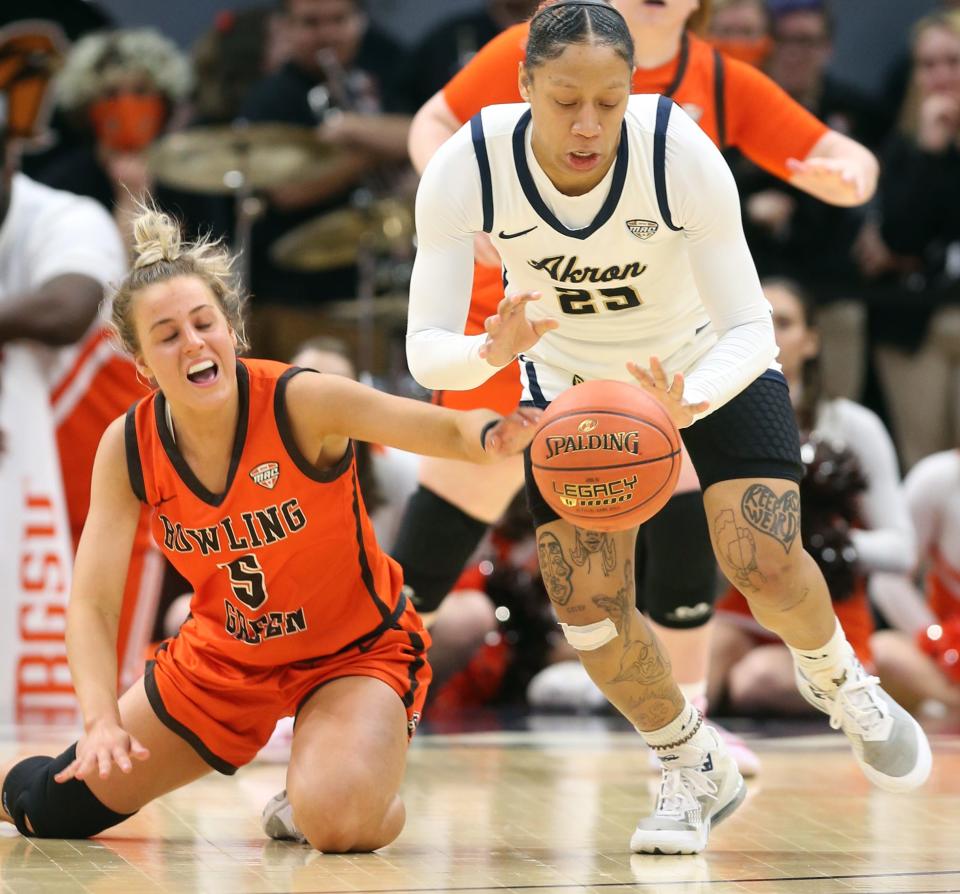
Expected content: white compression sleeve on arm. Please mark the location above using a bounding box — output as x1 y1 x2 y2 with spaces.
406 126 507 390
662 104 779 416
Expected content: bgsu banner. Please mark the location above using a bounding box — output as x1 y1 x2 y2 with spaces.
0 346 78 725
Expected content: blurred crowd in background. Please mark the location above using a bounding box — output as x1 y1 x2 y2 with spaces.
2 0 960 732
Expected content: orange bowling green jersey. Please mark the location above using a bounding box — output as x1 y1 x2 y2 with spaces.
441 26 829 334
125 359 405 666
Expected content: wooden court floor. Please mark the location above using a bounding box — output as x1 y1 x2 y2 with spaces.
0 722 957 894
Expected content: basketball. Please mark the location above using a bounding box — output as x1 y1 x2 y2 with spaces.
530 380 682 531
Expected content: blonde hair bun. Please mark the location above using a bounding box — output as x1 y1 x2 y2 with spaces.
132 209 183 270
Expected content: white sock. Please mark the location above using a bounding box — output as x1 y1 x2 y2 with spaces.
639 699 707 752
788 617 854 691
678 680 708 714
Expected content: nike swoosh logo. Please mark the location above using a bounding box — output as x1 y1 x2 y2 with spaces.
498 226 538 239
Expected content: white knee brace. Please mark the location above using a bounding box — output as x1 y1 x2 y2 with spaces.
559 617 619 651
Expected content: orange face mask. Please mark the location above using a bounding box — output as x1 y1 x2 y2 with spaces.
89 93 166 152
709 36 774 68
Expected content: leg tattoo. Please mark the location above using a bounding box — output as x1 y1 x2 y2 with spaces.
714 508 766 591
570 527 617 575
740 483 800 554
538 532 574 606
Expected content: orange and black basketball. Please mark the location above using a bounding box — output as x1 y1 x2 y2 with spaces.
530 380 682 531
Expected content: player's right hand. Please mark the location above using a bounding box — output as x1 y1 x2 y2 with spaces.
479 291 559 367
55 717 151 783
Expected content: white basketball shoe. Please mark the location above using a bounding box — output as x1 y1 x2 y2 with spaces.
631 725 746 855
261 790 306 843
795 658 932 792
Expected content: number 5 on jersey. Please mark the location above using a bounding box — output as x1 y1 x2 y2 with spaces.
556 285 642 315
218 554 269 610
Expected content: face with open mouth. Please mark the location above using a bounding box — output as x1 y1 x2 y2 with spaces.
520 41 632 195
133 274 237 407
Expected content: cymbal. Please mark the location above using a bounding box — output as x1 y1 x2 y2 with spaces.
322 294 409 325
270 199 414 271
148 124 343 194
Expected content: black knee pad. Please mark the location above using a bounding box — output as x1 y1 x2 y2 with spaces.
2 744 135 838
390 486 490 613
637 491 718 629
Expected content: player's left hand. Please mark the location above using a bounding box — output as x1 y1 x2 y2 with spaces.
482 406 543 458
786 156 867 206
627 357 709 430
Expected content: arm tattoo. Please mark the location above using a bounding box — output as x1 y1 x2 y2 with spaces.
538 532 574 605
714 508 766 592
740 483 800 554
570 527 617 575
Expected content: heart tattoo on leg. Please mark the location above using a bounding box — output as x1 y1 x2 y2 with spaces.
740 483 800 553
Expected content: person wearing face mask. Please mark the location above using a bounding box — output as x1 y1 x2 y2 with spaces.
706 0 771 68
37 28 193 251
393 0 879 781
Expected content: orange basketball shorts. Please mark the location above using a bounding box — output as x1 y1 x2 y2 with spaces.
143 604 431 773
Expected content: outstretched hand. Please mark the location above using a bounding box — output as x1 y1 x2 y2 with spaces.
54 718 150 784
478 291 559 368
482 406 543 458
786 156 868 206
627 356 709 430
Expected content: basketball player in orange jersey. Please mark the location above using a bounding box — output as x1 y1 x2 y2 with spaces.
393 0 878 771
0 208 540 851
405 0 929 854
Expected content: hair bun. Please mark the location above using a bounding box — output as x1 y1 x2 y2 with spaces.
131 209 182 269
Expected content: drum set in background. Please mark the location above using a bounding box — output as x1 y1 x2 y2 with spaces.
148 122 417 385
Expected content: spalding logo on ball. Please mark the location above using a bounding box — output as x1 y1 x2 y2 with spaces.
530 380 682 532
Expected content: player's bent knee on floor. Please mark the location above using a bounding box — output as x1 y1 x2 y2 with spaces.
2 745 134 839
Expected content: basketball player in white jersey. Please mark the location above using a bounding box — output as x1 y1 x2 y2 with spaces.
406 0 930 855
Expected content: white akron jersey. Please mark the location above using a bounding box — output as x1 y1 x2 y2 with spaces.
473 94 724 404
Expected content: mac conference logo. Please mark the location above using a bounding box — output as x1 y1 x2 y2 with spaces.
626 219 658 240
250 461 280 490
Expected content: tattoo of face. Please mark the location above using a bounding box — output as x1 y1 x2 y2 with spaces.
537 532 574 605
740 483 800 553
714 508 766 592
570 527 617 575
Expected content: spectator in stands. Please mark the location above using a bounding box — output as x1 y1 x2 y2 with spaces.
39 28 193 250
240 0 414 361
707 0 772 67
191 6 290 126
869 10 960 469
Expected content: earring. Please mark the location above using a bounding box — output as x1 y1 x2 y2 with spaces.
135 369 154 390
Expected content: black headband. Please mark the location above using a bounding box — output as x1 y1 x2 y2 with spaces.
530 0 627 26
